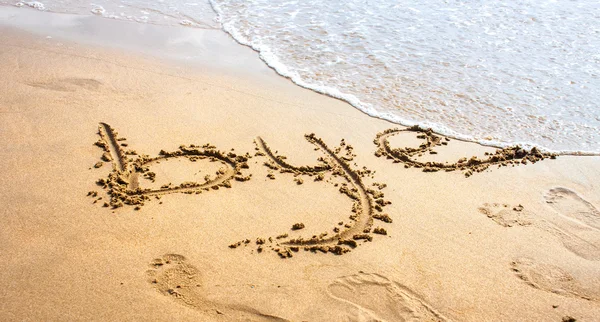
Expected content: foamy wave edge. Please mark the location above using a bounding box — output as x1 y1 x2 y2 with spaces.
209 1 596 156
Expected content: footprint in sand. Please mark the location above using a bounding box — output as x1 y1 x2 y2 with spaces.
479 188 600 261
545 188 600 231
542 188 600 261
478 203 532 227
328 272 448 322
146 254 205 308
510 258 598 301
146 254 287 321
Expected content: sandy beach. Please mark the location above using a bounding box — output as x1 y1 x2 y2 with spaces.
1 7 600 322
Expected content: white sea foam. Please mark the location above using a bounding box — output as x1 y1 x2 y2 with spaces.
16 1 45 10
3 0 219 29
210 0 600 154
90 4 104 15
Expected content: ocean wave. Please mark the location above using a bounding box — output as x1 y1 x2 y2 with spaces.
209 0 600 155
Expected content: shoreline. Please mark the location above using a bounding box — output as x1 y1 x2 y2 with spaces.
210 1 600 156
1 7 600 322
3 5 598 156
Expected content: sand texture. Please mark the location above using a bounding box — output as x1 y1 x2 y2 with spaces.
1 12 600 322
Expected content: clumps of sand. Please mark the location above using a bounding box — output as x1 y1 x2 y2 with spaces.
90 123 252 209
373 227 387 235
85 190 105 205
373 213 393 223
291 223 305 230
374 126 557 177
230 133 392 258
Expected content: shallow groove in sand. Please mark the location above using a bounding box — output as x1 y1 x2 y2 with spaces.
98 122 128 172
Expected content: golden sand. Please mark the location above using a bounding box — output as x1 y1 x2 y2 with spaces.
1 11 600 322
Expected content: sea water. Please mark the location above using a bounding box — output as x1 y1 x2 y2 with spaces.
3 0 599 154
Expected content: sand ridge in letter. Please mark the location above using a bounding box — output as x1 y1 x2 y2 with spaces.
91 123 252 208
328 272 449 322
374 126 556 177
229 134 392 258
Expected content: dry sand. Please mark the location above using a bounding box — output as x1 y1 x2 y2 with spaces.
1 8 600 322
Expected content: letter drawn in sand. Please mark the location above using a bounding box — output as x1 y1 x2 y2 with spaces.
374 126 556 177
91 123 252 208
229 134 392 258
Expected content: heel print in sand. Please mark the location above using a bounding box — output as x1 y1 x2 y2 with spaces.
328 272 449 321
230 134 392 258
374 126 556 177
89 123 252 208
147 254 288 321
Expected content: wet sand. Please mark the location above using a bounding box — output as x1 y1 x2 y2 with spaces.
1 7 600 322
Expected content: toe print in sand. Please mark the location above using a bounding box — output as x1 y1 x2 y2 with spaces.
229 134 392 258
89 123 252 208
374 126 556 177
